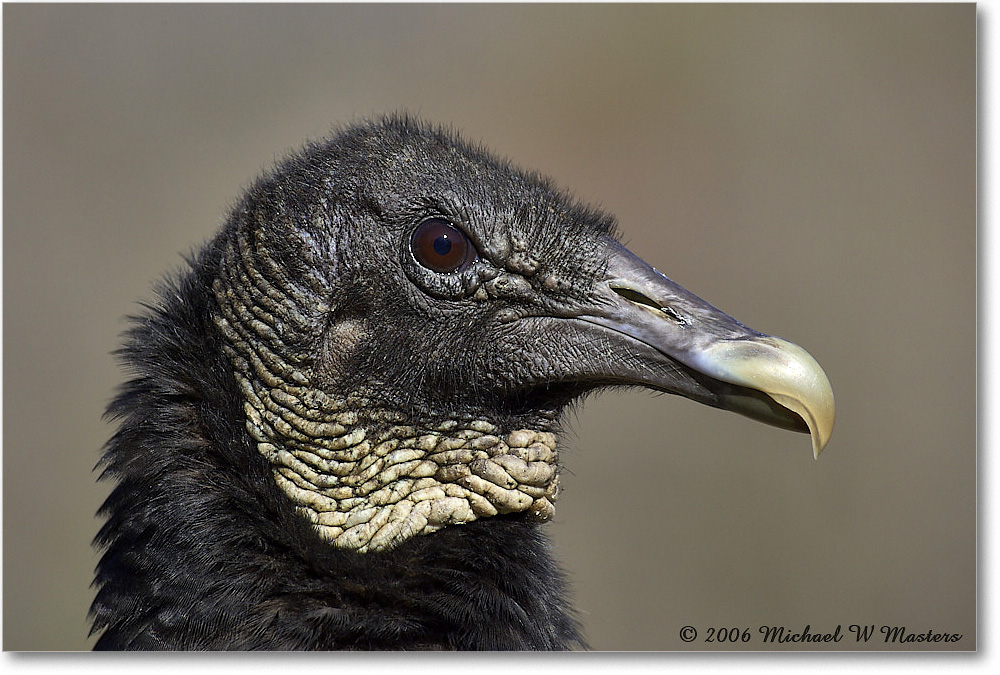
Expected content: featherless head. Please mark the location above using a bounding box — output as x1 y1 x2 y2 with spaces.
209 117 623 551
208 115 833 552
94 115 833 649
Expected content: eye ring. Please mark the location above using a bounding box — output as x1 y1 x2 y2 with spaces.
411 218 477 274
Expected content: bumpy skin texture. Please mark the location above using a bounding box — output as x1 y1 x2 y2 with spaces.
92 233 583 650
91 117 627 650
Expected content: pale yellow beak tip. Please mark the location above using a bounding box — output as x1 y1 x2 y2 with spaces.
759 337 835 460
700 335 835 458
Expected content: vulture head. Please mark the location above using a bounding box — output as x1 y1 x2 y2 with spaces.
92 116 834 650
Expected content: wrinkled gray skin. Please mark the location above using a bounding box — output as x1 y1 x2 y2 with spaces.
262 118 821 440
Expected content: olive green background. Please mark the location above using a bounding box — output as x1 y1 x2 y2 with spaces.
3 4 975 651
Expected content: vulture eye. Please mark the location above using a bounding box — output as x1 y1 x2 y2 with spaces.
411 218 476 273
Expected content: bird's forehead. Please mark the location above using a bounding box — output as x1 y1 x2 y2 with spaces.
368 138 615 253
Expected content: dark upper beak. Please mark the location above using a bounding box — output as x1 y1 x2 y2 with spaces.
575 238 835 458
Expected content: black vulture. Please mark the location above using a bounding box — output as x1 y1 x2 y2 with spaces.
91 115 834 650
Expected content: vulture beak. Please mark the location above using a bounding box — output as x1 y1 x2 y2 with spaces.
578 239 835 458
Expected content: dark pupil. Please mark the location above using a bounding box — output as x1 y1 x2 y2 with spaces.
412 218 474 273
432 235 452 257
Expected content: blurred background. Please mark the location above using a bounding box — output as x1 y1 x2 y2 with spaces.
3 4 974 651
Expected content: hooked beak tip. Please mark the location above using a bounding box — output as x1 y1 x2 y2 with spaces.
696 336 835 459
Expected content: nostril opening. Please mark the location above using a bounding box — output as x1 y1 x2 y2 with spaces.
610 284 687 326
610 284 658 308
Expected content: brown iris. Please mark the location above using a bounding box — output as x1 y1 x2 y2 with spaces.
411 218 476 273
